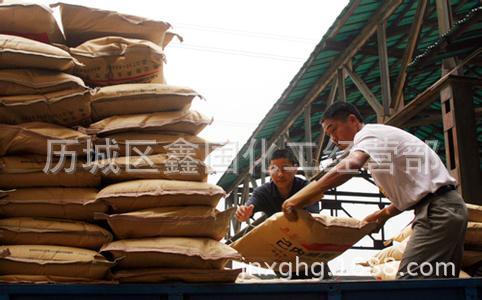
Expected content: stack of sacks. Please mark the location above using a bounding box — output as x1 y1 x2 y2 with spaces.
46 2 241 283
0 2 113 283
52 2 175 86
96 179 240 283
0 124 112 282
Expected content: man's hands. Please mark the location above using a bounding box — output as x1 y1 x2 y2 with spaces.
281 199 298 221
235 204 254 222
363 204 401 232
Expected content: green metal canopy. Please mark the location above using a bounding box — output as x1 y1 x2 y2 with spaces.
217 0 482 193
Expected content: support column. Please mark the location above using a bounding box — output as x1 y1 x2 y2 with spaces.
304 105 314 177
440 80 481 204
377 21 392 118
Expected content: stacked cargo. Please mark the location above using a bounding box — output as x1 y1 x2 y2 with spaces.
0 3 112 283
0 1 241 283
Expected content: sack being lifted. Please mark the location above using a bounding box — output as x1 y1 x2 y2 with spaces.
231 209 376 269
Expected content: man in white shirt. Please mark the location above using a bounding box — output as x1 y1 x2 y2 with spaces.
282 102 468 279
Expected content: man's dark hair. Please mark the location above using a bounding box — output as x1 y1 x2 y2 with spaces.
321 102 363 123
269 148 298 165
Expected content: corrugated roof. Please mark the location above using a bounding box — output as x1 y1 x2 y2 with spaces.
218 0 482 192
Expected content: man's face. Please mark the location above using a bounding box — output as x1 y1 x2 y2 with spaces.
268 157 296 189
322 115 360 149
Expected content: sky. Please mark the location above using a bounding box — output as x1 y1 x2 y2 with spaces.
35 0 415 276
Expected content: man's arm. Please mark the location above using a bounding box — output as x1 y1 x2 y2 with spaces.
235 188 268 222
282 150 370 221
363 203 401 231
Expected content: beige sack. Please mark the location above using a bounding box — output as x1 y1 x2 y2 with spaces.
89 154 208 182
96 132 222 160
99 207 235 240
467 204 482 223
86 110 212 136
384 225 412 246
0 245 112 279
0 89 92 126
359 238 408 266
0 188 106 221
0 34 77 71
465 222 482 248
0 122 91 156
70 37 166 87
91 84 199 120
0 69 87 96
0 155 101 188
100 237 241 269
53 2 171 46
0 3 65 44
0 217 112 250
97 179 225 213
231 210 377 267
112 268 241 283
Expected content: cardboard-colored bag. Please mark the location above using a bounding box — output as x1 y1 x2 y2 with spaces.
0 34 77 71
467 204 482 223
91 84 199 120
70 37 166 87
0 3 65 44
0 89 92 126
53 2 171 46
100 237 241 269
89 154 208 182
465 222 482 248
0 217 113 250
0 122 90 156
86 110 212 136
99 207 235 240
96 132 222 160
0 245 112 279
0 69 86 96
0 155 101 188
231 210 377 267
112 268 241 283
0 188 106 221
96 179 225 213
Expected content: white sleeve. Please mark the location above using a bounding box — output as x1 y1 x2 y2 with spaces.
350 132 384 165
